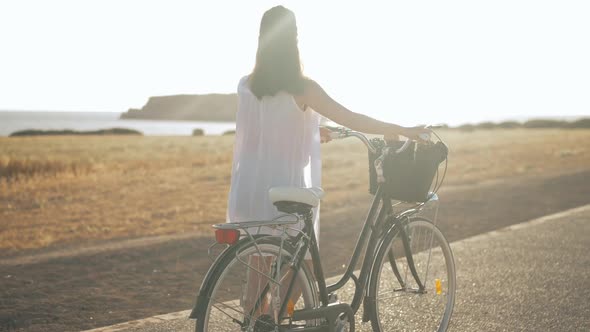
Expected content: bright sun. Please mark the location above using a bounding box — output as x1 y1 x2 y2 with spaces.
0 0 588 125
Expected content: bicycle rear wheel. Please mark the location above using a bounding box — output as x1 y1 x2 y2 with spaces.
195 237 319 332
368 217 456 332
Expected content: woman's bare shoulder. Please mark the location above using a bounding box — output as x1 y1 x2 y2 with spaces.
298 77 326 102
302 77 321 92
293 78 316 107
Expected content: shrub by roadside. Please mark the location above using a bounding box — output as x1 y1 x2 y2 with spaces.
497 121 522 129
523 119 569 128
568 118 590 129
9 128 143 137
453 118 589 130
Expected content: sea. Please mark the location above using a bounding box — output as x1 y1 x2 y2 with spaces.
0 111 236 137
0 111 585 137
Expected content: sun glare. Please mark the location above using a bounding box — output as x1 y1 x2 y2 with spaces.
0 1 588 125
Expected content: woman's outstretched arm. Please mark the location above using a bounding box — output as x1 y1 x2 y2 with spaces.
297 79 430 140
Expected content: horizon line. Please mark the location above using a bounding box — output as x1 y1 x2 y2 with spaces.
0 109 587 127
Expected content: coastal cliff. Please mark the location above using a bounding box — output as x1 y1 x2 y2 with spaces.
120 94 237 122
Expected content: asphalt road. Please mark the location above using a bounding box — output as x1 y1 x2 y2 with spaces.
81 204 590 332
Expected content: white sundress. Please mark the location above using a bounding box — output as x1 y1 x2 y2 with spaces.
226 76 322 240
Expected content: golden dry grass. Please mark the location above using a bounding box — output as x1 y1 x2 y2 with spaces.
0 158 93 180
1 129 589 252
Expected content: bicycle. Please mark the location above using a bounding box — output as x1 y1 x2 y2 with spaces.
189 127 456 332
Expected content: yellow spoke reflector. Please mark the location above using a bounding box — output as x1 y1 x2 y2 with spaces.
435 279 442 295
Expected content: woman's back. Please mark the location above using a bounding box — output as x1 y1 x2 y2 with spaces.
226 76 321 226
225 5 430 238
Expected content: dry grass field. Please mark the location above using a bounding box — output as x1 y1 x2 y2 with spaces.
1 129 589 253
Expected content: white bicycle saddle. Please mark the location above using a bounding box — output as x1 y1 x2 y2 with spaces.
268 187 325 207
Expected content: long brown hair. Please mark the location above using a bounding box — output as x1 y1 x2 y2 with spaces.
249 6 305 99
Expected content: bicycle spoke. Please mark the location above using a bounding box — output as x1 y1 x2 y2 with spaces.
370 218 455 332
376 292 418 301
198 239 320 331
210 301 245 326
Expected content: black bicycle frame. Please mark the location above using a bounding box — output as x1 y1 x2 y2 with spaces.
248 184 424 323
304 183 427 312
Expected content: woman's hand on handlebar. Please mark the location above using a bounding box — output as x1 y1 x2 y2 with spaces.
399 125 432 142
319 126 333 144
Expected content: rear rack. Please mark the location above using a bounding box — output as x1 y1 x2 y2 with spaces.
213 215 300 230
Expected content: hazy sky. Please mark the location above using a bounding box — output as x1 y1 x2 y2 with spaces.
1 0 588 125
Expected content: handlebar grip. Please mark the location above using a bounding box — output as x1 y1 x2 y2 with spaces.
329 132 342 139
426 124 445 129
323 125 342 131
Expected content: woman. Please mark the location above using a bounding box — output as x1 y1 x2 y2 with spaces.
227 5 430 318
227 5 429 231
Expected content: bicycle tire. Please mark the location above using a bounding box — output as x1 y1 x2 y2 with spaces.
368 217 456 332
195 236 319 332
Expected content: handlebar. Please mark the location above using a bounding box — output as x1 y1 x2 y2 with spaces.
323 125 448 193
328 129 379 154
323 125 442 155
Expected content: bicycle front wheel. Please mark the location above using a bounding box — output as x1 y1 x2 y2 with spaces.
195 236 319 332
368 217 456 332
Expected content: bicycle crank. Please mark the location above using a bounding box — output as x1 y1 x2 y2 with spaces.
292 303 355 332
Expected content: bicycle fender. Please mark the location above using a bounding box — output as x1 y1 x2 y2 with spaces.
367 217 405 290
368 216 433 287
188 235 266 320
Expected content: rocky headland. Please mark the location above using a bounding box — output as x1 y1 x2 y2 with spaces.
120 94 237 122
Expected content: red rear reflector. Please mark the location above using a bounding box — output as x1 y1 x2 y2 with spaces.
215 229 240 245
